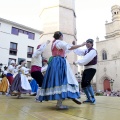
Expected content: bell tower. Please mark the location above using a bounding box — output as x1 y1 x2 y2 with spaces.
111 5 120 21
105 5 120 39
39 0 77 73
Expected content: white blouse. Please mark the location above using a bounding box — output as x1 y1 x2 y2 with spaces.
7 65 15 74
52 40 72 52
17 65 29 75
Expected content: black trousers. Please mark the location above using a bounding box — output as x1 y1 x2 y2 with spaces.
81 68 96 88
31 71 43 87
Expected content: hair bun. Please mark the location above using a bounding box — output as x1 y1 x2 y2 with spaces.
53 31 63 40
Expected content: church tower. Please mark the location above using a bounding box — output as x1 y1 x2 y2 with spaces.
105 5 120 39
39 0 77 73
96 5 120 91
111 5 120 21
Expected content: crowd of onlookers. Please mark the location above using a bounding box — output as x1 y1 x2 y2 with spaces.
79 90 120 97
95 90 120 97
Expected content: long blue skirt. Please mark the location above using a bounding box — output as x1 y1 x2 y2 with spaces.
30 79 38 93
38 56 80 101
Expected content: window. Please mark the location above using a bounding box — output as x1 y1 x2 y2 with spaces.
102 50 107 60
9 42 17 55
24 31 28 35
27 61 31 68
28 32 35 40
27 46 34 58
19 29 24 33
18 58 25 65
11 27 19 35
8 58 16 65
11 27 35 40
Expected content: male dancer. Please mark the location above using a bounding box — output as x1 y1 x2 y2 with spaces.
31 40 50 101
73 39 97 104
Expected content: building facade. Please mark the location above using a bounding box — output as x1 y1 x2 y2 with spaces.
0 17 42 69
96 5 120 92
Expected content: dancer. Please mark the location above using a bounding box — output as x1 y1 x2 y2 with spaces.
0 70 9 94
7 60 16 85
38 31 85 110
31 40 50 101
10 59 31 98
73 39 97 104
41 59 48 76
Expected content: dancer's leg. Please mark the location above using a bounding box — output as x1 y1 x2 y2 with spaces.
56 99 68 110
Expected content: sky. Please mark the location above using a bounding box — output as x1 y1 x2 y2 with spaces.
0 0 120 44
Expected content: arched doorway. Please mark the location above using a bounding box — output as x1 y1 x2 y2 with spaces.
103 79 111 91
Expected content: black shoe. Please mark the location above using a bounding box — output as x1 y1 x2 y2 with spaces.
30 93 36 96
72 98 82 104
83 99 91 103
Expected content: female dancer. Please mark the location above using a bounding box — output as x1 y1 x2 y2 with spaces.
7 60 16 85
10 59 31 98
38 31 85 109
0 71 9 94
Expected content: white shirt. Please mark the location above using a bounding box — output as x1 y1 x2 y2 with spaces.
32 43 47 58
3 70 7 75
7 65 15 74
74 48 97 69
17 65 29 75
31 43 47 67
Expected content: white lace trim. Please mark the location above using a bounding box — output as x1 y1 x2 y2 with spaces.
40 84 79 96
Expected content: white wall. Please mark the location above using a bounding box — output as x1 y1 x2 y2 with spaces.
0 20 41 69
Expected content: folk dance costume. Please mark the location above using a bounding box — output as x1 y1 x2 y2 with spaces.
38 39 81 109
74 39 97 104
10 61 31 98
7 60 16 85
31 40 50 101
30 79 38 96
30 60 48 96
0 73 9 94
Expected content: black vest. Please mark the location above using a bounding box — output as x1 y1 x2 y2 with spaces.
84 48 97 66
